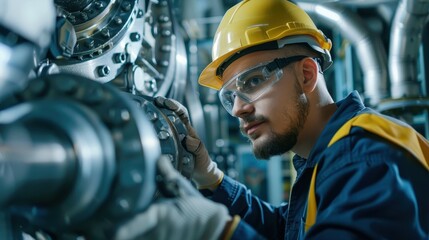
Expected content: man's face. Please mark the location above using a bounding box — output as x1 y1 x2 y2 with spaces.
222 51 309 159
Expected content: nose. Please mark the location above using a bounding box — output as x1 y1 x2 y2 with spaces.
232 96 254 117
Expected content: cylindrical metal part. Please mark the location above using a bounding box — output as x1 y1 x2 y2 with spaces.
0 122 76 206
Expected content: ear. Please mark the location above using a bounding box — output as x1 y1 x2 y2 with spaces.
298 58 318 93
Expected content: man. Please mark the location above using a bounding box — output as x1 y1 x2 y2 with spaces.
116 0 429 239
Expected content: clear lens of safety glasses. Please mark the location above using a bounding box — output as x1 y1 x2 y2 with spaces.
219 55 308 115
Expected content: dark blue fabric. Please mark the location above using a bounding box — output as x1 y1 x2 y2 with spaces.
206 91 429 240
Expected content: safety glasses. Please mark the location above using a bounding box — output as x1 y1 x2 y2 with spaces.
218 55 308 115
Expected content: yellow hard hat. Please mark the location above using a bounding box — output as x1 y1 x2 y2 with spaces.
198 0 332 90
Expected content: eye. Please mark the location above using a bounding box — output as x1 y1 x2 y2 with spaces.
248 76 264 87
238 74 265 93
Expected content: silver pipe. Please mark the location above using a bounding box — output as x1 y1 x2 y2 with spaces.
298 2 388 105
296 0 396 6
389 0 429 98
0 122 76 206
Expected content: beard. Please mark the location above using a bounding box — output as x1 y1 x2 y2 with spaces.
241 82 309 159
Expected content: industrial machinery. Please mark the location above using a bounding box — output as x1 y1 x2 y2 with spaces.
0 0 197 239
1 0 429 239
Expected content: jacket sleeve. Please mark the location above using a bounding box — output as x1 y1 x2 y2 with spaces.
205 175 288 239
230 220 267 240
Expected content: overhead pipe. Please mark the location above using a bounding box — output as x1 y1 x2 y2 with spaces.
295 0 396 6
298 2 389 105
389 0 429 98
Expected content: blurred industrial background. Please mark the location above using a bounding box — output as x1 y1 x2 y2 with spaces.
1 0 428 238
179 0 429 206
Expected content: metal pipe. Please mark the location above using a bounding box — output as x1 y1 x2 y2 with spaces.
298 2 389 105
0 122 76 206
0 99 115 230
295 0 396 6
389 0 429 98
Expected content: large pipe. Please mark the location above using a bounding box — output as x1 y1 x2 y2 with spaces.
298 2 389 105
0 122 76 206
389 0 429 98
0 100 115 220
296 0 396 6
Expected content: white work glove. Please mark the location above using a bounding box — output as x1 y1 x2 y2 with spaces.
154 96 224 190
114 196 239 240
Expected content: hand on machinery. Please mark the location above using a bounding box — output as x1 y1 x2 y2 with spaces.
114 195 240 240
114 156 239 240
154 96 224 190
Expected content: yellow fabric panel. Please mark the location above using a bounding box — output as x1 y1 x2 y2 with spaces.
328 113 429 170
305 164 318 232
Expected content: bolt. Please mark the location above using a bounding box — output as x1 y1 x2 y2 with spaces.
107 108 130 125
97 65 110 77
80 12 88 21
137 9 144 18
167 115 177 123
94 1 104 9
130 170 142 183
85 38 95 48
161 30 171 37
161 45 171 52
101 28 110 38
68 15 76 24
182 157 191 165
159 60 169 67
146 110 158 121
114 16 123 25
130 32 141 42
122 2 132 11
120 109 130 121
118 198 130 210
114 52 126 63
145 79 158 92
158 130 170 140
158 15 169 23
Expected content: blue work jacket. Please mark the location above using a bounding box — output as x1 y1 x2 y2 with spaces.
205 91 429 239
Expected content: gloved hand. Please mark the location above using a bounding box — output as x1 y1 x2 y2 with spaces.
154 96 224 190
114 196 240 240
